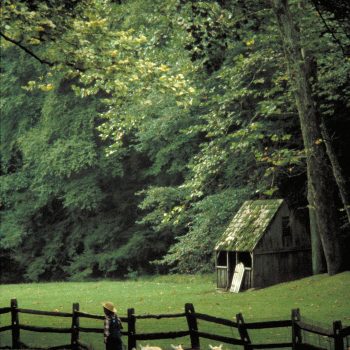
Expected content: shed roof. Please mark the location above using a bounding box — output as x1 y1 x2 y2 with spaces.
215 199 284 252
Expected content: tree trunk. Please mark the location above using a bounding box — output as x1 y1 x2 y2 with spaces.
320 121 350 225
307 170 326 274
271 0 342 274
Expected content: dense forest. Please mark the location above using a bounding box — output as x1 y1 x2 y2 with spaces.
0 0 349 283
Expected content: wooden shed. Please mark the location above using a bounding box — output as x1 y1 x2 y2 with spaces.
215 199 312 292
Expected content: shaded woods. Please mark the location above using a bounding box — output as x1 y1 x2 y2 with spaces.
0 0 349 282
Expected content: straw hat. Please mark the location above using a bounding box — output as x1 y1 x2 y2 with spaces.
102 301 117 313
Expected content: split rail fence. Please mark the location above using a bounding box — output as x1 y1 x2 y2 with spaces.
0 299 349 350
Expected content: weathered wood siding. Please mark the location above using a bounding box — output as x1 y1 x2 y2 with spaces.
252 250 312 288
252 202 312 288
216 266 229 289
254 202 310 253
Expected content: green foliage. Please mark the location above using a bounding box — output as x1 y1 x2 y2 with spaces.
0 45 133 280
158 188 252 273
1 0 349 281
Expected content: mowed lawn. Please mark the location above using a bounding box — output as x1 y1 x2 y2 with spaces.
1 272 350 350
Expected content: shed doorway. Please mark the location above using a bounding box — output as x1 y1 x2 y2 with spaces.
237 251 252 268
233 251 252 290
215 251 236 289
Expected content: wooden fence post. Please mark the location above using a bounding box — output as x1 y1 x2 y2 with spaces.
11 299 20 349
236 313 251 350
127 308 136 350
333 320 343 350
185 303 200 349
71 303 80 350
291 309 302 350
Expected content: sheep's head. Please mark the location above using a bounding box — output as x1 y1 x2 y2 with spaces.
139 345 162 350
209 345 223 350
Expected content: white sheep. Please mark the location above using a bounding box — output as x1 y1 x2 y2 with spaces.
209 345 223 350
171 345 184 350
139 344 163 350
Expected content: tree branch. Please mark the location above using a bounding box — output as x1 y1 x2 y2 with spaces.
1 32 85 72
309 0 348 56
0 32 55 66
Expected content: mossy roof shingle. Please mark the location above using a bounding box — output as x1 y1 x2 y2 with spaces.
215 199 283 251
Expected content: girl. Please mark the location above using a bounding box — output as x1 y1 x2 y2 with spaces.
102 301 123 350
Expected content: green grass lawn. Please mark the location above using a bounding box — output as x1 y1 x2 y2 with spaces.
1 272 350 350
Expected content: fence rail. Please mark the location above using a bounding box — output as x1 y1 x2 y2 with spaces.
17 308 72 318
244 320 292 329
0 299 348 350
136 313 186 320
195 312 238 327
297 321 334 337
341 326 350 337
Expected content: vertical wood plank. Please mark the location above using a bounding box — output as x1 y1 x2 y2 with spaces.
185 303 200 349
71 303 80 350
230 263 245 293
226 251 229 290
215 252 218 289
127 308 136 350
11 299 20 349
333 320 343 350
236 313 251 350
291 308 302 350
251 253 254 288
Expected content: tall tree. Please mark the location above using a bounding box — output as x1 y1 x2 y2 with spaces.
271 0 343 274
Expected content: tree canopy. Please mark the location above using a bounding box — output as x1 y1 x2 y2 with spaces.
1 0 349 282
